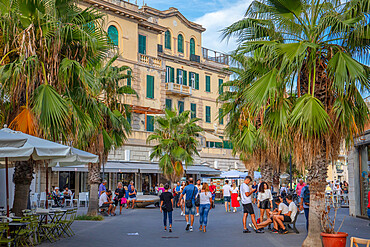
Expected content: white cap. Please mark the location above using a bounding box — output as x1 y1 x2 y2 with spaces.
55 187 59 190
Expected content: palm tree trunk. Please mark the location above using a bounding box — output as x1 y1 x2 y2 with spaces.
302 152 328 247
12 160 34 216
272 169 280 193
87 163 101 216
261 163 273 187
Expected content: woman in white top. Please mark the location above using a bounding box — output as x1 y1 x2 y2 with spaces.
257 182 273 222
199 183 213 232
231 183 240 212
179 181 186 216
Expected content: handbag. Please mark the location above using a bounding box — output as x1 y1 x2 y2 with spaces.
185 188 196 209
237 196 241 201
161 203 167 211
194 193 200 207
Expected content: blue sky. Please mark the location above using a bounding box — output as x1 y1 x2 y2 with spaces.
140 0 253 53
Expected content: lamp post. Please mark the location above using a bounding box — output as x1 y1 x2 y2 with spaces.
289 153 292 189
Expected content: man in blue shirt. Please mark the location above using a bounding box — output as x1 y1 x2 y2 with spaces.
174 182 181 208
178 178 198 232
300 183 310 231
99 180 107 197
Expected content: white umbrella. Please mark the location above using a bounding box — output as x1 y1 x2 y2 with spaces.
0 128 72 216
49 147 99 167
220 170 248 179
0 130 27 148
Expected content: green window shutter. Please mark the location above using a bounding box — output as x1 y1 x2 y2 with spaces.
178 34 184 53
170 67 174 82
127 70 131 87
205 106 211 123
190 38 195 55
165 30 171 49
215 142 222 148
195 73 199 90
146 75 154 99
206 76 211 92
146 115 154 132
165 99 172 110
178 101 184 114
183 70 187 86
218 79 223 94
219 108 224 125
176 68 180 84
108 25 119 46
139 35 146 54
191 103 196 118
166 66 170 83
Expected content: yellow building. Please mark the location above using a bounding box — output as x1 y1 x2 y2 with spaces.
46 0 243 193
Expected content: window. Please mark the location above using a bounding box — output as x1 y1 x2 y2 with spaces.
146 75 154 99
177 34 184 53
219 78 223 94
205 106 211 123
146 115 154 132
219 108 224 125
206 75 211 92
178 101 184 114
165 99 172 110
166 66 174 83
190 38 195 55
107 25 119 46
127 70 131 87
176 69 187 85
165 30 171 49
191 103 196 118
189 72 199 90
138 34 146 54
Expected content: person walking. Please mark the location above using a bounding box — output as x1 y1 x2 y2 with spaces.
179 181 186 216
300 183 310 231
160 184 174 232
252 181 258 204
174 182 181 208
209 181 216 208
178 178 198 232
223 180 232 212
257 182 273 223
296 179 306 213
114 182 125 214
198 183 212 232
195 179 202 216
241 176 263 233
231 183 240 212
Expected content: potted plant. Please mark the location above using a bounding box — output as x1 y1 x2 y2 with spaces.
320 206 347 247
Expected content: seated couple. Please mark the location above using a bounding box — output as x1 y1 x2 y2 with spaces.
99 190 115 216
254 195 298 234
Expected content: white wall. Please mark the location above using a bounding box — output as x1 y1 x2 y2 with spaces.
0 168 15 209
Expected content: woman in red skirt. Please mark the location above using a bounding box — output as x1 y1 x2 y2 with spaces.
231 183 240 212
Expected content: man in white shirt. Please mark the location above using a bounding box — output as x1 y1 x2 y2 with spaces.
222 180 232 212
255 197 288 230
272 194 298 234
240 176 263 233
99 190 114 216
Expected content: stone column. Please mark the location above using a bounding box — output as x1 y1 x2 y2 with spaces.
348 146 361 216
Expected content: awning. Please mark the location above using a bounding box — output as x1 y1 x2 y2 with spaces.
200 132 223 142
49 147 99 167
185 165 221 175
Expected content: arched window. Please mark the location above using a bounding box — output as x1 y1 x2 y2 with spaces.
177 34 184 53
107 25 119 46
190 38 195 55
165 30 171 49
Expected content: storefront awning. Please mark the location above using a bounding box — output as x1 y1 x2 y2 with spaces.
185 165 221 175
200 132 223 142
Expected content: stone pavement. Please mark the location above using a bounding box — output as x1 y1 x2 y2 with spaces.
40 204 370 247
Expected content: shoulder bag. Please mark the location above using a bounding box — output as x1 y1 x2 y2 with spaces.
185 188 196 209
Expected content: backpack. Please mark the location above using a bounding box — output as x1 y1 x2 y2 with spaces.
303 186 310 205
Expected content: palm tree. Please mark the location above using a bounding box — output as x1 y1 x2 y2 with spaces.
222 0 370 245
147 109 203 182
0 0 133 215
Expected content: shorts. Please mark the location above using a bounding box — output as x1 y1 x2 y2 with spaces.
283 215 292 222
185 204 196 215
99 204 109 208
114 198 123 206
243 203 255 215
224 196 231 202
212 194 215 200
253 193 257 199
128 197 136 201
259 199 271 209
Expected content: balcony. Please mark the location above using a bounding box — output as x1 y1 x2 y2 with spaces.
138 53 162 68
190 54 200 63
202 47 229 65
165 83 192 96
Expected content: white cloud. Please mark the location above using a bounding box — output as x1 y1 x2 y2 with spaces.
194 0 252 54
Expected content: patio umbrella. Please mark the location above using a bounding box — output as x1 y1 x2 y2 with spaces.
49 147 99 166
220 170 248 179
0 129 27 148
0 128 72 216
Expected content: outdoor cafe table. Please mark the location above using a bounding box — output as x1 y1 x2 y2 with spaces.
35 209 67 242
9 221 30 247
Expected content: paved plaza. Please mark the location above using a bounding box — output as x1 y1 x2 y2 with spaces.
40 204 370 247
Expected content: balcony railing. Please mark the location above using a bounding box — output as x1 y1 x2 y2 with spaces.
202 47 229 65
138 53 162 68
165 83 192 96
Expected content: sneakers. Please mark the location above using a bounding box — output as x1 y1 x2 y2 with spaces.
280 228 288 234
255 229 264 233
186 224 190 231
181 212 184 216
233 209 236 213
249 223 257 231
169 228 172 233
243 229 251 233
272 228 279 233
196 213 199 217
189 226 193 232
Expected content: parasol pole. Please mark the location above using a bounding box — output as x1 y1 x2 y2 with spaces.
5 157 9 217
